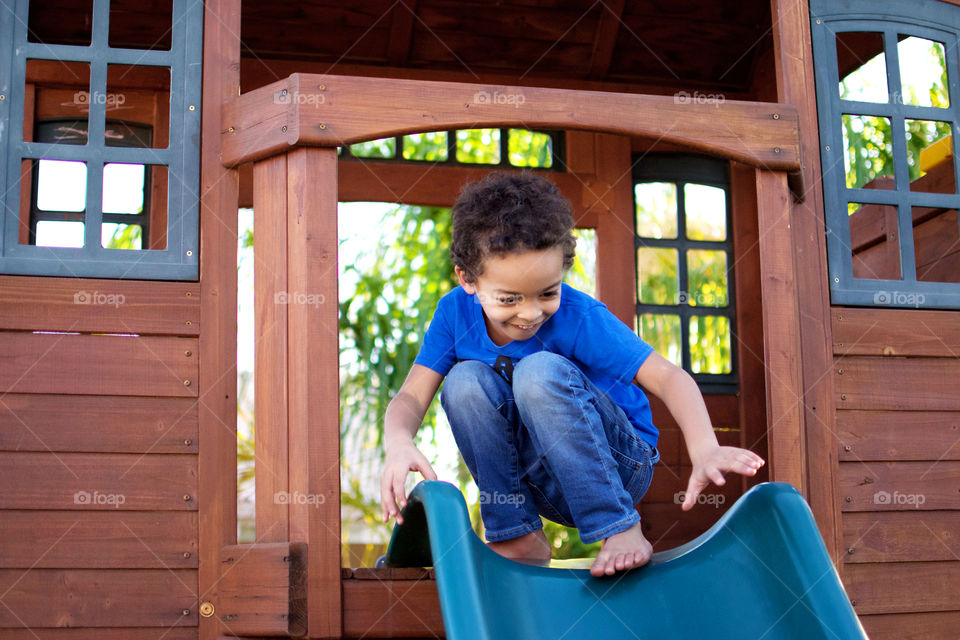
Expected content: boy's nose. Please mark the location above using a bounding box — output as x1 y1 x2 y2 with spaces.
516 302 541 321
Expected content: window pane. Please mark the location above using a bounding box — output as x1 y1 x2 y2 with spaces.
637 314 681 367
848 202 901 280
689 315 731 374
106 65 168 148
29 1 92 45
564 228 596 298
109 0 173 50
36 221 84 248
456 129 500 164
635 182 677 239
905 119 954 193
836 32 887 103
842 114 894 189
350 138 396 159
913 207 960 283
102 223 142 250
103 163 145 214
684 184 726 241
687 249 728 307
26 60 91 144
636 247 678 305
37 160 87 212
402 132 448 161
898 37 949 108
508 129 553 168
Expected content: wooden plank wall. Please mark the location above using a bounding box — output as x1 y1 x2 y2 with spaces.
0 276 201 638
833 307 960 639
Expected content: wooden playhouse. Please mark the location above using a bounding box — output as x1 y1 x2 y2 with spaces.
0 0 958 638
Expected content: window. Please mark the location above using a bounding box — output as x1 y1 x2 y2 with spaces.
0 0 203 279
811 0 960 308
341 128 563 170
633 154 736 392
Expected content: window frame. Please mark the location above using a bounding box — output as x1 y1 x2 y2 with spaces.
810 0 960 308
632 153 738 394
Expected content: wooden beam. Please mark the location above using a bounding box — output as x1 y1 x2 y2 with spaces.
218 543 307 636
199 2 241 640
386 0 417 67
222 74 801 171
755 170 805 493
588 0 625 79
341 579 443 638
770 0 842 567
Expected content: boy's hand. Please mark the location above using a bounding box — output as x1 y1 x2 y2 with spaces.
682 446 765 511
380 443 438 524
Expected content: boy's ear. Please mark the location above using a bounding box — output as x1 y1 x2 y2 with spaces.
454 266 476 293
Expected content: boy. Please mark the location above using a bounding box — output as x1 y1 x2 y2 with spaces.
380 172 764 577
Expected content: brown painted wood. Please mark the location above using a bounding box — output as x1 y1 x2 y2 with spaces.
755 170 805 493
0 510 197 568
285 148 342 639
341 579 443 638
591 133 635 325
0 569 197 628
253 154 291 542
859 611 960 640
643 465 742 504
771 0 843 567
221 74 801 170
844 561 960 615
1 630 197 640
587 0 625 79
730 163 769 488
18 84 34 246
843 511 960 563
0 452 198 510
0 276 200 335
218 542 307 637
198 3 242 640
832 307 960 357
654 426 741 468
839 461 960 511
348 567 432 580
838 410 960 461
0 332 197 397
639 502 731 551
386 0 417 66
0 395 198 453
835 357 960 411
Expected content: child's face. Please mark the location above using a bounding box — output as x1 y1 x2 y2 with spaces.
456 247 565 346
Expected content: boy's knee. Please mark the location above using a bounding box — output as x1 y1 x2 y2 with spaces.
441 360 501 404
513 352 575 405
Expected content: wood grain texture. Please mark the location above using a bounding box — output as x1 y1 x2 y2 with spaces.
844 562 960 615
341 578 443 639
0 332 197 397
832 307 960 357
218 542 306 637
838 410 960 461
0 569 197 627
591 133 635 324
835 357 960 411
0 452 198 510
0 395 198 453
839 461 960 511
0 510 197 568
859 611 960 640
0 276 199 335
0 630 197 640
221 74 801 170
842 511 960 563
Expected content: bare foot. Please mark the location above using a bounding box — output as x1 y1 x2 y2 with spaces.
487 529 552 565
590 521 652 577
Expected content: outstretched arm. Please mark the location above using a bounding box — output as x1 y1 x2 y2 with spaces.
380 364 444 524
634 352 765 510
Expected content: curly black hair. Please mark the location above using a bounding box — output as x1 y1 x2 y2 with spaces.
450 172 576 283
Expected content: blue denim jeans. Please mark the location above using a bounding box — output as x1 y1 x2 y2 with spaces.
440 352 659 544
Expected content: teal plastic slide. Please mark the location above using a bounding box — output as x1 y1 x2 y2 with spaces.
383 481 867 639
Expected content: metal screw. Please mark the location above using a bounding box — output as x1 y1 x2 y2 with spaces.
841 394 847 400
825 145 831 151
184 379 192 387
185 350 192 356
281 89 288 96
847 547 855 554
184 439 192 446
838 368 844 374
185 320 192 325
186 250 193 257
319 123 327 130
834 277 840 283
183 494 192 501
850 599 857 606
318 84 326 90
816 19 822 24
183 551 191 558
281 125 287 132
199 602 215 617
188 105 195 111
772 113 780 120
845 496 852 502
185 291 192 296
182 609 191 616
844 444 852 452
0 94 5 100
228 126 235 133
773 147 781 154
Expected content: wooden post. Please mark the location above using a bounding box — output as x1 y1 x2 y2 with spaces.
770 0 843 564
755 170 805 493
199 0 240 639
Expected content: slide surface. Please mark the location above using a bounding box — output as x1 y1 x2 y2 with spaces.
384 481 867 640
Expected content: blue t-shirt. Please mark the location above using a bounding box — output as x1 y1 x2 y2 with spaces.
414 283 658 446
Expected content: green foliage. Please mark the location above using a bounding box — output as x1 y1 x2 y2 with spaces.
103 223 141 250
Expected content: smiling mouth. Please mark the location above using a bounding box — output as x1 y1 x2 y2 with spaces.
512 321 541 330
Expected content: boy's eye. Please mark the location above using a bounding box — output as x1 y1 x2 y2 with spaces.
541 290 559 298
497 296 519 305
